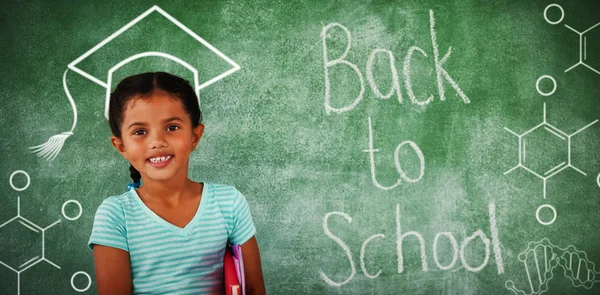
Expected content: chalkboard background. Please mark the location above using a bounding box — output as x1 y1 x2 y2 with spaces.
1 0 600 294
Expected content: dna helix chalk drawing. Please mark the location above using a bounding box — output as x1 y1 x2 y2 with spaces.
505 238 600 295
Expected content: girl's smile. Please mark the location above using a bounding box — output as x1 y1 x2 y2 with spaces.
147 154 174 168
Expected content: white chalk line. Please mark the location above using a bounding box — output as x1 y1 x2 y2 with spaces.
534 250 542 285
360 234 385 278
543 179 547 199
19 258 42 273
504 165 520 175
521 165 544 179
19 256 40 269
404 46 433 105
320 211 355 287
18 216 43 232
0 260 17 273
544 246 548 273
0 216 18 229
582 21 600 35
544 4 564 25
544 127 566 140
569 165 587 176
43 258 61 270
43 219 61 231
564 24 581 35
9 170 30 192
322 23 364 114
536 205 557 225
71 271 92 292
537 77 556 97
18 220 39 233
518 136 523 165
545 162 566 175
582 63 600 75
394 140 425 183
433 232 459 271
504 127 520 137
397 204 429 273
565 61 582 73
363 117 401 190
571 120 598 137
522 122 545 138
545 164 569 179
545 123 569 138
524 261 535 293
430 10 470 103
523 139 526 163
367 49 401 101
489 203 504 273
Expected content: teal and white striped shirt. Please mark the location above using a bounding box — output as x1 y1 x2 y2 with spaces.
88 183 256 294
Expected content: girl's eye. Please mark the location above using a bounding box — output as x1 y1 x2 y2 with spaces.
167 125 179 132
133 129 147 136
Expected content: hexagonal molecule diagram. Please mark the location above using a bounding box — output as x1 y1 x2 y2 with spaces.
504 101 598 225
544 3 600 75
2 170 91 294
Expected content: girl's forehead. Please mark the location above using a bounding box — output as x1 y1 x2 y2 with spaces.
123 93 189 122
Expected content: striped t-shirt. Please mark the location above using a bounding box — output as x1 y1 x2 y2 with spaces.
88 183 256 294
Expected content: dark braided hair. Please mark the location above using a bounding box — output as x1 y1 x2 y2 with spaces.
108 72 202 187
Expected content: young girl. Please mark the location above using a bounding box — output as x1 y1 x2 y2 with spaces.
88 72 266 294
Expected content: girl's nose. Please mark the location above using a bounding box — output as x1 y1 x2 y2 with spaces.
148 133 168 149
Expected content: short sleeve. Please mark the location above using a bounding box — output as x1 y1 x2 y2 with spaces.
88 197 129 252
228 188 257 245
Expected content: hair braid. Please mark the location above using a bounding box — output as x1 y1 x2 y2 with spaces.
129 164 141 184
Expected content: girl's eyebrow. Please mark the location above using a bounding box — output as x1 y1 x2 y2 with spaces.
163 117 184 123
127 117 184 130
127 121 146 129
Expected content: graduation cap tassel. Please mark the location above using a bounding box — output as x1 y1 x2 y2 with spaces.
29 69 77 161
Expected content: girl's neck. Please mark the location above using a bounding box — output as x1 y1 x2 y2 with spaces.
138 176 197 205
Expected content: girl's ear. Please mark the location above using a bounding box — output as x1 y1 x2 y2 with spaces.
191 124 204 151
110 136 128 158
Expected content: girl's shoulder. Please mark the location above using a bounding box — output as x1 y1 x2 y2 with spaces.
95 189 140 213
204 182 246 203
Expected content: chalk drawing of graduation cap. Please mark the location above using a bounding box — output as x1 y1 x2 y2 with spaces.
30 5 240 161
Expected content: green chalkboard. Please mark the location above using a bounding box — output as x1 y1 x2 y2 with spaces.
2 0 600 294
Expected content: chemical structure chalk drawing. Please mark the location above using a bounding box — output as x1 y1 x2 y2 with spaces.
505 238 600 295
0 198 61 294
504 101 598 225
29 5 240 161
544 3 600 75
1 170 90 294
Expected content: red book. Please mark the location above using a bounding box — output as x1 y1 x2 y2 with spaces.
224 245 242 295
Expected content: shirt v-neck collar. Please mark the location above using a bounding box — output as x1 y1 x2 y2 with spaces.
130 183 209 236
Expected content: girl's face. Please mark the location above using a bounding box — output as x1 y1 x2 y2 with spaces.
110 90 203 184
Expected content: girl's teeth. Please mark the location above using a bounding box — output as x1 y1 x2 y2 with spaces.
150 156 172 163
